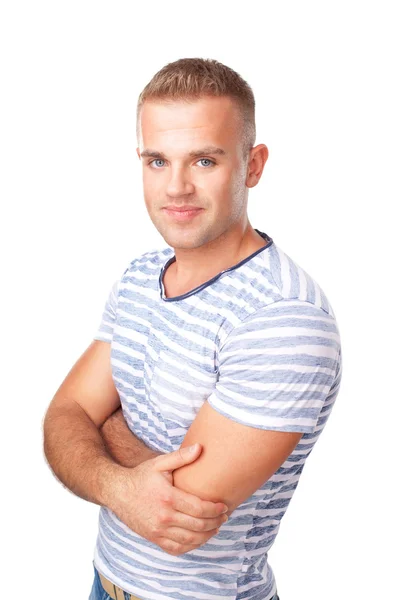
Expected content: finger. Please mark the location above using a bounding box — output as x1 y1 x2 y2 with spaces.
153 444 202 472
160 526 221 547
171 487 228 518
172 511 228 532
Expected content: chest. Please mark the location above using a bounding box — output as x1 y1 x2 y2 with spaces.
110 296 221 447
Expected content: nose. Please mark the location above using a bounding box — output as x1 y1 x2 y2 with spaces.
166 166 195 197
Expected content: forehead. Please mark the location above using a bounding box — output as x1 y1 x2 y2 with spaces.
139 96 242 150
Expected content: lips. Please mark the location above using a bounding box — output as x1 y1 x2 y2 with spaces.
164 206 201 211
163 207 203 221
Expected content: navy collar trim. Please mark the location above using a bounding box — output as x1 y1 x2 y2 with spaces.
159 229 274 303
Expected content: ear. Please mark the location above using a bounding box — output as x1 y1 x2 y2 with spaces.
246 144 269 188
136 147 141 159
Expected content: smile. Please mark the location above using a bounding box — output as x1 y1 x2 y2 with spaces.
163 208 204 221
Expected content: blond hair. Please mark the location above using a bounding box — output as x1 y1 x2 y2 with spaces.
136 58 256 160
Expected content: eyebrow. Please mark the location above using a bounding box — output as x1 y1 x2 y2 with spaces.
140 146 227 159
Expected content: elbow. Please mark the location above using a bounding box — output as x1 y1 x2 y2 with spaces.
172 465 232 512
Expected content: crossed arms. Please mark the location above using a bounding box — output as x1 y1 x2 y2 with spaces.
44 339 302 518
101 403 302 514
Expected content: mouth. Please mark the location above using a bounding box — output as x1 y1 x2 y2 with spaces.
162 207 204 221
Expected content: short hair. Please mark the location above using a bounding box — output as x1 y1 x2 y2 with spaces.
136 58 256 161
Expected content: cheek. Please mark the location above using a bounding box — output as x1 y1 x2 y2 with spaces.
142 178 164 209
202 170 232 195
143 191 158 216
143 171 158 190
216 171 241 197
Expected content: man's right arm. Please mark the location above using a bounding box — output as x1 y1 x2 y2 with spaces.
42 340 138 508
43 338 230 555
100 407 163 468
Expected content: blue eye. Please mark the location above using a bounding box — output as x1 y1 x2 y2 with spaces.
152 159 165 168
198 158 215 167
148 158 215 169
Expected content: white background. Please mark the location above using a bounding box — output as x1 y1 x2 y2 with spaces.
1 1 398 598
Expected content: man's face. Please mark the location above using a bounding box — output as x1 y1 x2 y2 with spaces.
136 96 249 250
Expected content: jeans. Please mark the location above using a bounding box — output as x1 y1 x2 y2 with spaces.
89 562 280 600
89 563 133 600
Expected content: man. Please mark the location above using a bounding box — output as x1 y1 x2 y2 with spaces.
43 58 342 600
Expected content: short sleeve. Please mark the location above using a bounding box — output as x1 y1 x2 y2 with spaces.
207 299 342 434
93 278 120 343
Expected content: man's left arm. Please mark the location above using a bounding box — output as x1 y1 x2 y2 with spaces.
173 300 341 516
173 400 303 516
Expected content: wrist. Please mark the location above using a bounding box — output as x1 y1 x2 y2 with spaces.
97 457 130 510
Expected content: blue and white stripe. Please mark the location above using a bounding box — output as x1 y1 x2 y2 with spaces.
92 229 342 600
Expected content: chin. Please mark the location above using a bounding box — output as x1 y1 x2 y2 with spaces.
163 231 207 250
166 238 200 250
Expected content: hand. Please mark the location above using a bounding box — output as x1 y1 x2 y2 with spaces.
109 444 229 556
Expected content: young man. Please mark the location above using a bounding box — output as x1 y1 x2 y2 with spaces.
43 58 342 600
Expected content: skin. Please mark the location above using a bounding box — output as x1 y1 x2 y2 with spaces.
136 95 269 291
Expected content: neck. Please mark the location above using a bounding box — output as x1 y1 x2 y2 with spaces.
171 222 267 287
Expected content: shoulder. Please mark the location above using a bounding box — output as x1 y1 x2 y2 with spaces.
221 298 341 354
261 241 337 319
122 246 174 277
219 240 341 362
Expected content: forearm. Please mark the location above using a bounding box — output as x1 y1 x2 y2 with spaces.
100 407 163 468
43 401 128 509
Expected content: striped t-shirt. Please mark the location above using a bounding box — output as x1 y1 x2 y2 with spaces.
92 228 342 600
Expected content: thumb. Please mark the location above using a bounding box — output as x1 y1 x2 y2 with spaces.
154 443 202 472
